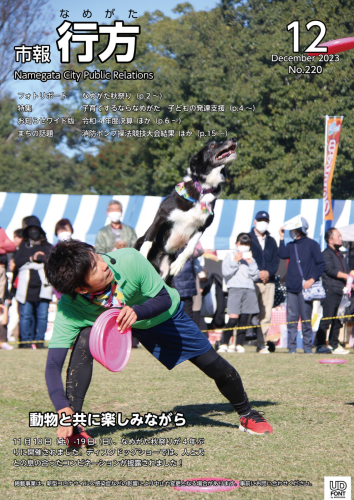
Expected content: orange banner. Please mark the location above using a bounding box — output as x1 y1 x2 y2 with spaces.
324 116 343 221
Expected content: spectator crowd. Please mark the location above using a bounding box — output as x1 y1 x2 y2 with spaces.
0 202 353 355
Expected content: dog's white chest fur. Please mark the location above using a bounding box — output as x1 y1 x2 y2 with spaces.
165 199 212 253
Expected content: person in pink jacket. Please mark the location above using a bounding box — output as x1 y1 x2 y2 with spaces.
0 227 16 301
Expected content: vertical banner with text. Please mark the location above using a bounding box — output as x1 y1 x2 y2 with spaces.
323 115 343 221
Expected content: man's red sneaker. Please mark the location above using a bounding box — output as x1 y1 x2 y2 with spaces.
66 426 94 447
239 410 273 435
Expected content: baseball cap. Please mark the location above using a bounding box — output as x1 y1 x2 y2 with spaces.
255 211 270 221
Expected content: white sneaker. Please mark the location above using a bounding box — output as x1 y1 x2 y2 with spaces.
332 345 350 354
1 342 14 350
227 345 236 352
258 347 270 354
217 344 228 353
235 345 245 353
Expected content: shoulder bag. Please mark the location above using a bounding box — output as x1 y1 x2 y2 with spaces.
294 244 326 301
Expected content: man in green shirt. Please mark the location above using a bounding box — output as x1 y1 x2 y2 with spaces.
45 241 273 441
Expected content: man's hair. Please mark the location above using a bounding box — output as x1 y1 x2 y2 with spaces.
236 232 252 247
45 240 96 298
55 218 73 236
325 227 337 243
107 199 122 211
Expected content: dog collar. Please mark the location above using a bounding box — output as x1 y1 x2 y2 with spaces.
175 182 213 215
192 177 215 195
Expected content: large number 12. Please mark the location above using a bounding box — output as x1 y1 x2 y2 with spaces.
287 21 327 53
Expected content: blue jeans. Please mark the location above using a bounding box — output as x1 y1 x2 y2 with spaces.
19 301 49 344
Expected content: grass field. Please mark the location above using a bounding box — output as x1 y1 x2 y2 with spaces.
1 345 353 500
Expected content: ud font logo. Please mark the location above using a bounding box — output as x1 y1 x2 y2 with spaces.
324 477 351 500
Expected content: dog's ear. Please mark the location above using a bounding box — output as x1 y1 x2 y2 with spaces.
189 150 203 175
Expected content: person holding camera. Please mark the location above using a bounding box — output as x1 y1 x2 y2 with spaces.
14 216 52 348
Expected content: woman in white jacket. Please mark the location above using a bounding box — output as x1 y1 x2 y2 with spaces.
220 233 260 353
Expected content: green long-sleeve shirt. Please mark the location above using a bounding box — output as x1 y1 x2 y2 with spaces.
48 248 180 348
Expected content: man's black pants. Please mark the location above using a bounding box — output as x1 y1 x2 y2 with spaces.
315 291 342 349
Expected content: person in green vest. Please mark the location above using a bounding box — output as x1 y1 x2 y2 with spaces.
95 199 137 253
44 240 273 443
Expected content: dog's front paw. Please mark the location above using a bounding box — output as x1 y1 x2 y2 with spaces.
140 241 153 259
170 256 186 276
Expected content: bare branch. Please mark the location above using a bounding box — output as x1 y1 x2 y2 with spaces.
6 126 20 143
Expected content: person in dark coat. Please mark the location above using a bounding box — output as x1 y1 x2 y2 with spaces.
14 216 52 348
249 211 280 353
278 217 325 354
315 228 352 354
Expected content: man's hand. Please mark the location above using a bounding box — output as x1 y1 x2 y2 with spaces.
259 270 269 283
303 278 315 289
32 251 45 262
279 226 285 240
117 306 137 332
234 251 243 262
57 407 74 440
114 240 128 250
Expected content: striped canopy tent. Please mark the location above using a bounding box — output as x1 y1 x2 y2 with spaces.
1 193 353 250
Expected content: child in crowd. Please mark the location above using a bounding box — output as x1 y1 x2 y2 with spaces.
13 229 23 250
219 233 260 353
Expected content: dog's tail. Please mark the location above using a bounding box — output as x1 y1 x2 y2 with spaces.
134 235 145 251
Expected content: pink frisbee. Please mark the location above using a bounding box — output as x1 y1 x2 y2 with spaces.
174 478 239 492
319 359 347 364
89 308 132 372
307 37 354 56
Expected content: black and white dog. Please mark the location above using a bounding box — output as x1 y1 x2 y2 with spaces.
134 137 237 283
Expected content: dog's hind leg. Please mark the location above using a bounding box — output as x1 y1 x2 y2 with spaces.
170 231 202 276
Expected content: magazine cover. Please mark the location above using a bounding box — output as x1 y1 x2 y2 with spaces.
1 0 353 499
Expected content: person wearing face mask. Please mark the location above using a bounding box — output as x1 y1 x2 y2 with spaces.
315 228 353 354
249 211 280 354
95 200 137 254
220 233 260 353
55 219 74 242
278 217 325 354
14 216 53 348
51 219 74 301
